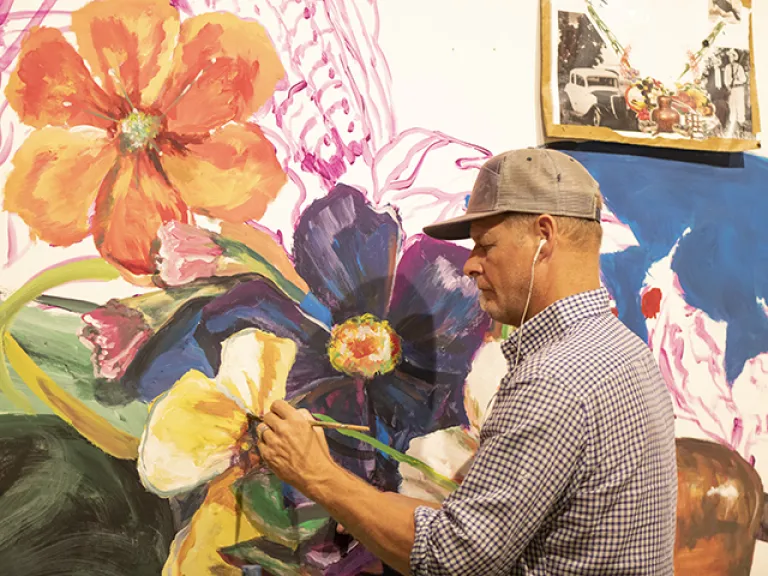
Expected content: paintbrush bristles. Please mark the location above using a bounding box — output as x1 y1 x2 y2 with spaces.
311 421 370 432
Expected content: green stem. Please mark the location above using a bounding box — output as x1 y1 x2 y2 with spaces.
0 258 120 411
312 413 460 494
215 237 306 303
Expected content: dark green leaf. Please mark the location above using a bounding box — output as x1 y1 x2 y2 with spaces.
219 537 304 576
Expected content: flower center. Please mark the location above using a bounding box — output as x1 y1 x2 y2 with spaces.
327 314 402 378
119 109 161 153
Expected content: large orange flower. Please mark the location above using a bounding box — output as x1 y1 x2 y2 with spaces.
3 0 287 276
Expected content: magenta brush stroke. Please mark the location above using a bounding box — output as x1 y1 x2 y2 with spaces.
248 0 491 230
0 0 60 70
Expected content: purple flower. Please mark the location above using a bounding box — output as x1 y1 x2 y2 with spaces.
124 184 490 488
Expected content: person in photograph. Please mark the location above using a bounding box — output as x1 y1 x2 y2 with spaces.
723 49 748 136
703 53 729 129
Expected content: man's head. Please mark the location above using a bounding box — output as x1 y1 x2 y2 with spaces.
423 148 603 325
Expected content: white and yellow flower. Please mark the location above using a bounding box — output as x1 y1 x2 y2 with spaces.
398 339 508 502
137 327 297 575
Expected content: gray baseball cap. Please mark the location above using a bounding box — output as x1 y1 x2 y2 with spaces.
423 148 602 240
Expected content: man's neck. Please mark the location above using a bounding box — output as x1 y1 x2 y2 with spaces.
527 268 601 319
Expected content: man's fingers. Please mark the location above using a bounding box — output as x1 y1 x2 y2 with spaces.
262 411 284 431
297 408 315 422
255 422 270 443
270 399 294 418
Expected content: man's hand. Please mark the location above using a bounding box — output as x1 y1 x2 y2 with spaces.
257 400 339 495
257 400 433 575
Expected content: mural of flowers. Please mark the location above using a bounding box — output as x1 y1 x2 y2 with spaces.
2 0 287 277
1 0 767 575
122 184 490 487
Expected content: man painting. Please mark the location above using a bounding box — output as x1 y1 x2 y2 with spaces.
257 148 678 575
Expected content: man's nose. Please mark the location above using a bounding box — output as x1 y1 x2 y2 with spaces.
463 256 482 278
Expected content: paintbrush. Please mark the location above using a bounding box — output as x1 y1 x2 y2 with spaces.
310 421 370 432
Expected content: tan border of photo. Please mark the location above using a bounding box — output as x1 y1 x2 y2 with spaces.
540 0 761 152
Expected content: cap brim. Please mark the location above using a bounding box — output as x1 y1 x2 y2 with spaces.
422 210 507 240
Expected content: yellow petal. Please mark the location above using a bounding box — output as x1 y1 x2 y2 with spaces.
216 328 297 417
138 370 247 496
163 468 261 576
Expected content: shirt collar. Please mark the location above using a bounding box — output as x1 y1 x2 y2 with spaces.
501 287 612 366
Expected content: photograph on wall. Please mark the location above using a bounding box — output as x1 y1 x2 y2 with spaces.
541 0 761 151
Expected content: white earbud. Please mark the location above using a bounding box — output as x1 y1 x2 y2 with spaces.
533 238 546 264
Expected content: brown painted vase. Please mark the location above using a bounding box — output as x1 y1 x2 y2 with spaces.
652 95 680 133
675 437 764 575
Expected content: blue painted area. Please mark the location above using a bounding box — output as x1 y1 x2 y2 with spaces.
126 308 215 401
299 292 333 327
375 416 392 461
567 150 768 383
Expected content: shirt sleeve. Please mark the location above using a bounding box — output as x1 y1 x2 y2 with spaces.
409 377 587 576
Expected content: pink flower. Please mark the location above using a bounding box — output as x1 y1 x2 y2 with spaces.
80 301 153 381
643 246 768 462
155 221 224 287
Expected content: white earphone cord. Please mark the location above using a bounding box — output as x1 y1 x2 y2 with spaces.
481 239 544 425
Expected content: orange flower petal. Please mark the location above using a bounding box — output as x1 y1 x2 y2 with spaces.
5 27 115 129
3 127 116 246
93 152 189 275
162 123 286 222
163 468 261 576
71 0 180 107
155 13 285 136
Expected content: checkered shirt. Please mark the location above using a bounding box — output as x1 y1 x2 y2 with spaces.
410 288 677 575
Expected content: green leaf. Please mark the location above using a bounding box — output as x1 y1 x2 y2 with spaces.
2 304 149 438
236 471 330 549
311 413 460 494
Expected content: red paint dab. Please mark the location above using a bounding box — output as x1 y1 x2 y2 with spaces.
642 288 663 319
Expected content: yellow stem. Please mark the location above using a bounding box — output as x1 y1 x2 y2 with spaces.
4 333 139 459
0 258 140 459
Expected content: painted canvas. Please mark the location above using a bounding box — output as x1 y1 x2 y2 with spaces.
0 0 766 575
541 0 761 152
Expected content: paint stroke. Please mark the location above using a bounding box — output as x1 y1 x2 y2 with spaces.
0 414 176 575
242 0 492 234
675 437 763 574
568 149 768 464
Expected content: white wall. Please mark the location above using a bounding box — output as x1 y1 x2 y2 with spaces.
377 0 768 571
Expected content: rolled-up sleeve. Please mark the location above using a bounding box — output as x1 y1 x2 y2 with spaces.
409 378 587 575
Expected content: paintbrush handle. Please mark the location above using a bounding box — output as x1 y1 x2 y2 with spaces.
310 421 370 432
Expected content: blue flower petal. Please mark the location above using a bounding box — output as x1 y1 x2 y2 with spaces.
293 184 402 324
123 277 336 402
121 300 215 402
388 235 491 376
